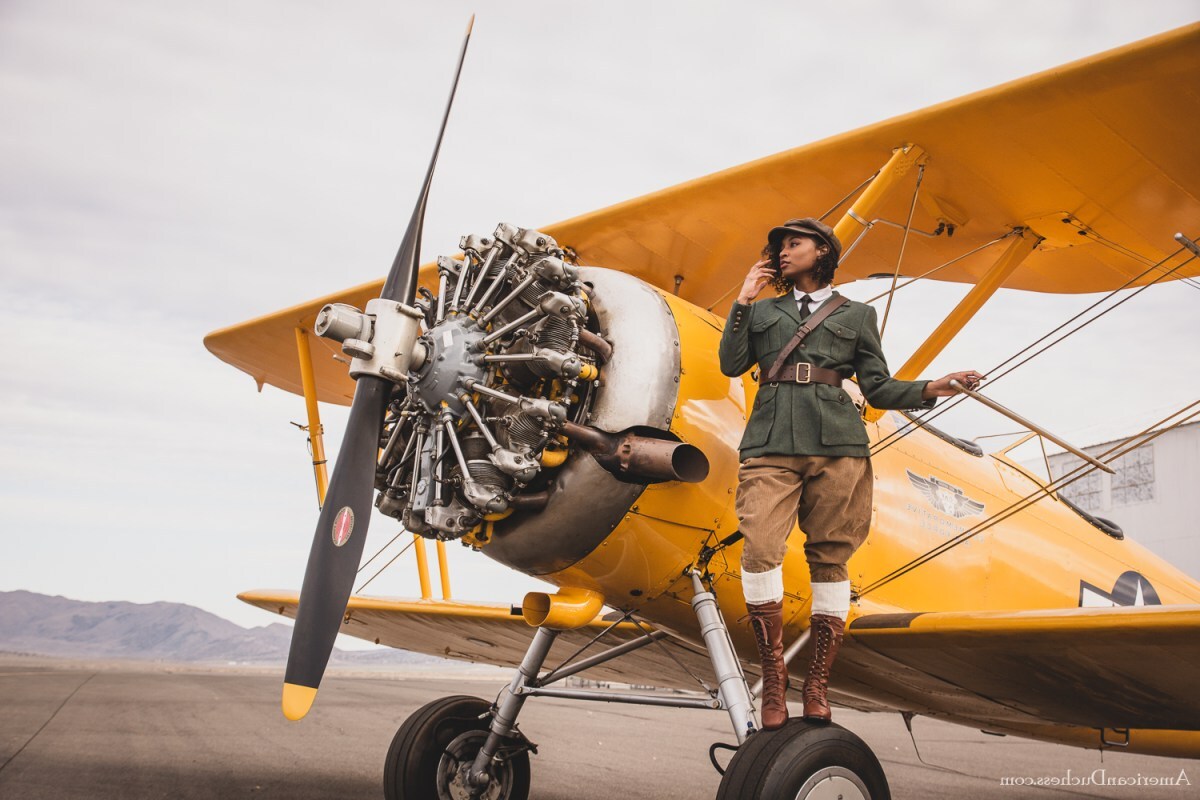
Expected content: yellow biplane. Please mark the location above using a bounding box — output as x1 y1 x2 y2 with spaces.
205 20 1200 800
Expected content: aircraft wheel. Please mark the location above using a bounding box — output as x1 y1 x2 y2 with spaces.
715 719 890 800
383 694 531 800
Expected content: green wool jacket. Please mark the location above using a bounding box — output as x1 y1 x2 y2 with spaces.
719 291 935 459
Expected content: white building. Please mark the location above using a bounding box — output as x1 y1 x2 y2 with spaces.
1039 421 1199 582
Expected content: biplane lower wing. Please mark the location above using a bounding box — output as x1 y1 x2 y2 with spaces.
238 590 724 692
849 605 1200 730
241 592 1200 730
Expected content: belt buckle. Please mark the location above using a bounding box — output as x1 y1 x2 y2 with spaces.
794 363 812 384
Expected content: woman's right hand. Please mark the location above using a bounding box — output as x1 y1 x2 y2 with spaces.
736 258 775 305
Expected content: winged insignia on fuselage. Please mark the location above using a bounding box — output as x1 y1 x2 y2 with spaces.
906 470 986 519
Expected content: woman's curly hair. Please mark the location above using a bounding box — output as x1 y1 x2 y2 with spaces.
764 236 838 294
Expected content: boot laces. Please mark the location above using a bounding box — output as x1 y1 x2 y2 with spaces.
750 616 786 705
803 618 841 699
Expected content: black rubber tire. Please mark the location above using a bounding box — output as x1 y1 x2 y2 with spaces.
715 719 890 800
383 694 531 800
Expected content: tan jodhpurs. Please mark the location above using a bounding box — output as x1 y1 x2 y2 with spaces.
736 454 873 583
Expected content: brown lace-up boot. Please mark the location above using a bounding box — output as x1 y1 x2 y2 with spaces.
747 599 789 730
802 613 845 722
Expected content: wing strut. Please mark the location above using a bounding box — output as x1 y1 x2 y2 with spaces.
294 327 330 507
832 144 927 261
704 146 926 312
894 231 1041 381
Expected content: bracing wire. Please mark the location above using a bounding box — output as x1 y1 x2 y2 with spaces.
706 169 885 312
868 247 1196 457
863 232 1017 304
355 536 416 594
357 528 409 574
818 170 881 222
858 399 1200 597
1059 219 1200 292
878 163 925 340
537 611 636 684
628 615 715 695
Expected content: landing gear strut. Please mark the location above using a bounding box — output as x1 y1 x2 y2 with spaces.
382 571 891 799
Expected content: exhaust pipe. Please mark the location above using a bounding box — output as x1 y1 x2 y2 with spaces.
560 422 709 484
522 587 605 629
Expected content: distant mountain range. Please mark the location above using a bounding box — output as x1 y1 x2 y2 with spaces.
0 590 448 666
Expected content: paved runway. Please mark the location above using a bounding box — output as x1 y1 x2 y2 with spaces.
0 658 1193 799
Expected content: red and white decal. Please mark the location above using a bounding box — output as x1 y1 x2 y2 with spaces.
331 506 355 547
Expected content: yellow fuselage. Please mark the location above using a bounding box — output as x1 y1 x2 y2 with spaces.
541 287 1200 758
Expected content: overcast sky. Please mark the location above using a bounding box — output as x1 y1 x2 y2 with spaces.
3 1 1198 638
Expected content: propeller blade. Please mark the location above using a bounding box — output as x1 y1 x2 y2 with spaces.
283 377 389 720
281 15 475 721
382 13 474 305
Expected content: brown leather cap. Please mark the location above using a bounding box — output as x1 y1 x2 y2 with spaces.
768 218 842 260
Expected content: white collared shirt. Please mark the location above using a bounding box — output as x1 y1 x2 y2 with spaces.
793 283 834 315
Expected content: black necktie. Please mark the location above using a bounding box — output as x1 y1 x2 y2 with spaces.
798 294 812 320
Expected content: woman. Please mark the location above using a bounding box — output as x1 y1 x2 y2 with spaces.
718 217 983 729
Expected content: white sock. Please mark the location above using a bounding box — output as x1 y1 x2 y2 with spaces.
742 566 784 605
810 580 850 621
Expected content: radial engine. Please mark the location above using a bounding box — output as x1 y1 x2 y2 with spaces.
314 223 709 549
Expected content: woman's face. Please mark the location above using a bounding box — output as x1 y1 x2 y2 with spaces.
778 234 829 282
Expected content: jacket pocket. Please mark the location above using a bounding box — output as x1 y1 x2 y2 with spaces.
816 382 869 446
819 319 858 363
751 313 788 358
740 384 778 450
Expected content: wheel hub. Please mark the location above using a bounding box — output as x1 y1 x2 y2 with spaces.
438 730 510 800
793 765 871 800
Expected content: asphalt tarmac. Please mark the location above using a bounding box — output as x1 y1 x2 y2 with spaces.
0 657 1193 799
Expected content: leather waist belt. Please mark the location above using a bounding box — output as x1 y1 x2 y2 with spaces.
760 363 843 386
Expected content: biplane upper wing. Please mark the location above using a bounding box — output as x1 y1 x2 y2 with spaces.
238 590 741 695
204 23 1200 405
848 604 1200 729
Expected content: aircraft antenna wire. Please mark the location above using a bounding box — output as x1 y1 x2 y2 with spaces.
868 246 1196 457
878 162 926 340
857 398 1200 598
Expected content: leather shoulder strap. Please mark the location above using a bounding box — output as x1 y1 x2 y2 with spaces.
765 294 850 379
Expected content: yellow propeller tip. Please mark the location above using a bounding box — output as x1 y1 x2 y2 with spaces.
282 683 318 721
466 14 475 35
